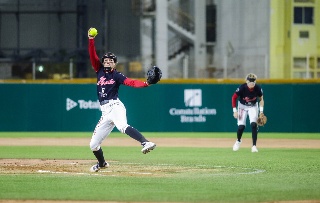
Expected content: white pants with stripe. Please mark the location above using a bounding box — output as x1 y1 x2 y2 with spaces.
237 102 259 126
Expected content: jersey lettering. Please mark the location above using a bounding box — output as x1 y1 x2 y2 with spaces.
243 96 256 103
97 77 116 86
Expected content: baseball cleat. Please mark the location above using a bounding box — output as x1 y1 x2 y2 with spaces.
251 145 258 153
141 142 156 154
89 161 109 172
233 140 241 151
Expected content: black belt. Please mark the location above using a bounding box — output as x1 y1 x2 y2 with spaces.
244 104 255 107
100 99 116 105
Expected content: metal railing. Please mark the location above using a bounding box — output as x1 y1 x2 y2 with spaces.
168 6 194 33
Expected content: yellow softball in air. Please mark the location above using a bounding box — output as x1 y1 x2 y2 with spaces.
89 28 98 37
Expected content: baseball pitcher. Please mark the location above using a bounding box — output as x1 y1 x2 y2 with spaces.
87 27 161 172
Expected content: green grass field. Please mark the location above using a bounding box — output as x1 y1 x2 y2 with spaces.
0 132 319 202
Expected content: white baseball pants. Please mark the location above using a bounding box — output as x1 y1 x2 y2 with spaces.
90 99 129 151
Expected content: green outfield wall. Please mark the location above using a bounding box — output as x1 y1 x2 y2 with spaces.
0 83 319 132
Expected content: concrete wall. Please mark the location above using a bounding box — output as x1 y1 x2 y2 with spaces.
214 0 270 78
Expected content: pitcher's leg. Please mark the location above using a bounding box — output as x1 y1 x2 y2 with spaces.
125 126 148 143
112 101 156 153
112 102 148 143
89 116 114 171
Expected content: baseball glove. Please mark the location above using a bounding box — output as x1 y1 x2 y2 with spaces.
147 66 162 84
257 113 267 126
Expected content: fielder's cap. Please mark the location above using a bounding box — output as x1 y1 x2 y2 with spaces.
246 73 257 82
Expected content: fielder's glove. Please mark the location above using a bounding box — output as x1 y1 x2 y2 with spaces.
147 66 162 84
257 113 267 126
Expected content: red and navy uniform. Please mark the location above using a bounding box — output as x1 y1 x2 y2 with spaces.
232 83 263 107
88 39 148 103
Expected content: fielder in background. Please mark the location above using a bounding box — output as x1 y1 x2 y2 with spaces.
231 73 265 153
87 27 158 172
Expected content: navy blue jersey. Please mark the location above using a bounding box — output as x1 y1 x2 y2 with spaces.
235 83 263 106
96 67 126 102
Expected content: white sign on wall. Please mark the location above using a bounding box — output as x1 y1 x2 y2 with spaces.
169 89 216 123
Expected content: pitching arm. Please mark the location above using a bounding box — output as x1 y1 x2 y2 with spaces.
88 39 101 72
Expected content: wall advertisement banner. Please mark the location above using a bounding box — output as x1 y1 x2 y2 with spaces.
0 83 319 132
